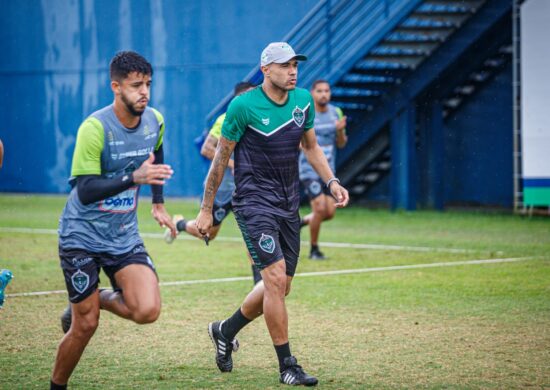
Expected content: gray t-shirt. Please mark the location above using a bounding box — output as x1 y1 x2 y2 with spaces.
299 104 343 181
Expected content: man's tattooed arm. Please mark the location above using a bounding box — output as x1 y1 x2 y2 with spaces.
201 136 236 211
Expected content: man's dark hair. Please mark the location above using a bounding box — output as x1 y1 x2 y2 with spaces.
110 51 153 81
311 79 330 91
234 82 256 95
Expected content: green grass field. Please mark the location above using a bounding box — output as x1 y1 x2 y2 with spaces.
0 194 549 389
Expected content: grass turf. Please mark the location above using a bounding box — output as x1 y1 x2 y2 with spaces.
0 194 549 389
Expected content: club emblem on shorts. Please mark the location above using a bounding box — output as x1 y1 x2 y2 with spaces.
71 270 89 294
214 208 226 222
292 106 305 127
259 233 275 254
309 181 322 195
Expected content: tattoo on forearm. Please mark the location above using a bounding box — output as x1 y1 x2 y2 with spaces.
202 142 232 209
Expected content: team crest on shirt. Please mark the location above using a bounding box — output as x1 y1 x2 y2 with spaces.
71 270 90 293
262 117 270 126
259 233 276 254
292 106 305 127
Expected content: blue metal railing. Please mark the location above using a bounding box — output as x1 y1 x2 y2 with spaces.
204 0 423 127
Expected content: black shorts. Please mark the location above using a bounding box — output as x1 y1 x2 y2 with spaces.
301 178 331 201
234 208 300 277
212 200 233 226
59 244 157 303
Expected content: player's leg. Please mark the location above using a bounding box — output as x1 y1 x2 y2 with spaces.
51 291 100 387
176 218 222 240
249 252 262 285
308 193 327 260
324 192 337 222
99 247 160 324
274 212 318 386
165 202 228 242
260 259 289 344
207 209 279 372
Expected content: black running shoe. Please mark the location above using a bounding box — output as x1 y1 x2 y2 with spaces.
208 320 239 372
309 247 326 260
60 303 72 334
279 356 318 386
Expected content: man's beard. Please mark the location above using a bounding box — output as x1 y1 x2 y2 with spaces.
121 94 145 117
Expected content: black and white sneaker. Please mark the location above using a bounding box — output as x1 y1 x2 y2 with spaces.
60 303 72 334
309 247 326 260
279 356 318 386
208 320 239 372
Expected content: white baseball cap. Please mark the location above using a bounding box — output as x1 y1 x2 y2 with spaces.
260 42 307 66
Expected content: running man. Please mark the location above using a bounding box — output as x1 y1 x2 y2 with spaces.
164 82 262 285
195 42 349 386
299 80 347 260
50 51 176 390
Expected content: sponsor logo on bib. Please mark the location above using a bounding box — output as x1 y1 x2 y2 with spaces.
99 187 138 213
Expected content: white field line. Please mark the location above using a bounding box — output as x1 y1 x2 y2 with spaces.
0 227 478 254
5 257 534 298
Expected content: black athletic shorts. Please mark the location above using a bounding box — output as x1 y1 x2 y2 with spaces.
59 244 157 303
212 200 233 226
234 208 300 277
301 178 331 201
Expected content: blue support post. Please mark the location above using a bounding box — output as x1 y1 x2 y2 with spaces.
427 102 444 210
391 104 417 210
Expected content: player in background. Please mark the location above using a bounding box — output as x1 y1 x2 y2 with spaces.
299 80 347 260
196 42 349 386
50 51 176 390
164 82 262 285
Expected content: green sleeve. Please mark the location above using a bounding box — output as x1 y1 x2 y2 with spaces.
335 106 346 134
70 118 104 176
305 93 315 131
221 96 248 142
209 113 226 140
151 108 165 151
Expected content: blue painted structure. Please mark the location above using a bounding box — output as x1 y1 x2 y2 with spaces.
0 0 516 209
0 0 316 196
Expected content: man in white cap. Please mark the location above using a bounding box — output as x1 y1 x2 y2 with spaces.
196 42 349 386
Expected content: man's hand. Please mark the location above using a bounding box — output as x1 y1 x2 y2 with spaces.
195 208 213 240
329 182 350 208
132 153 173 185
152 203 176 238
335 116 347 132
